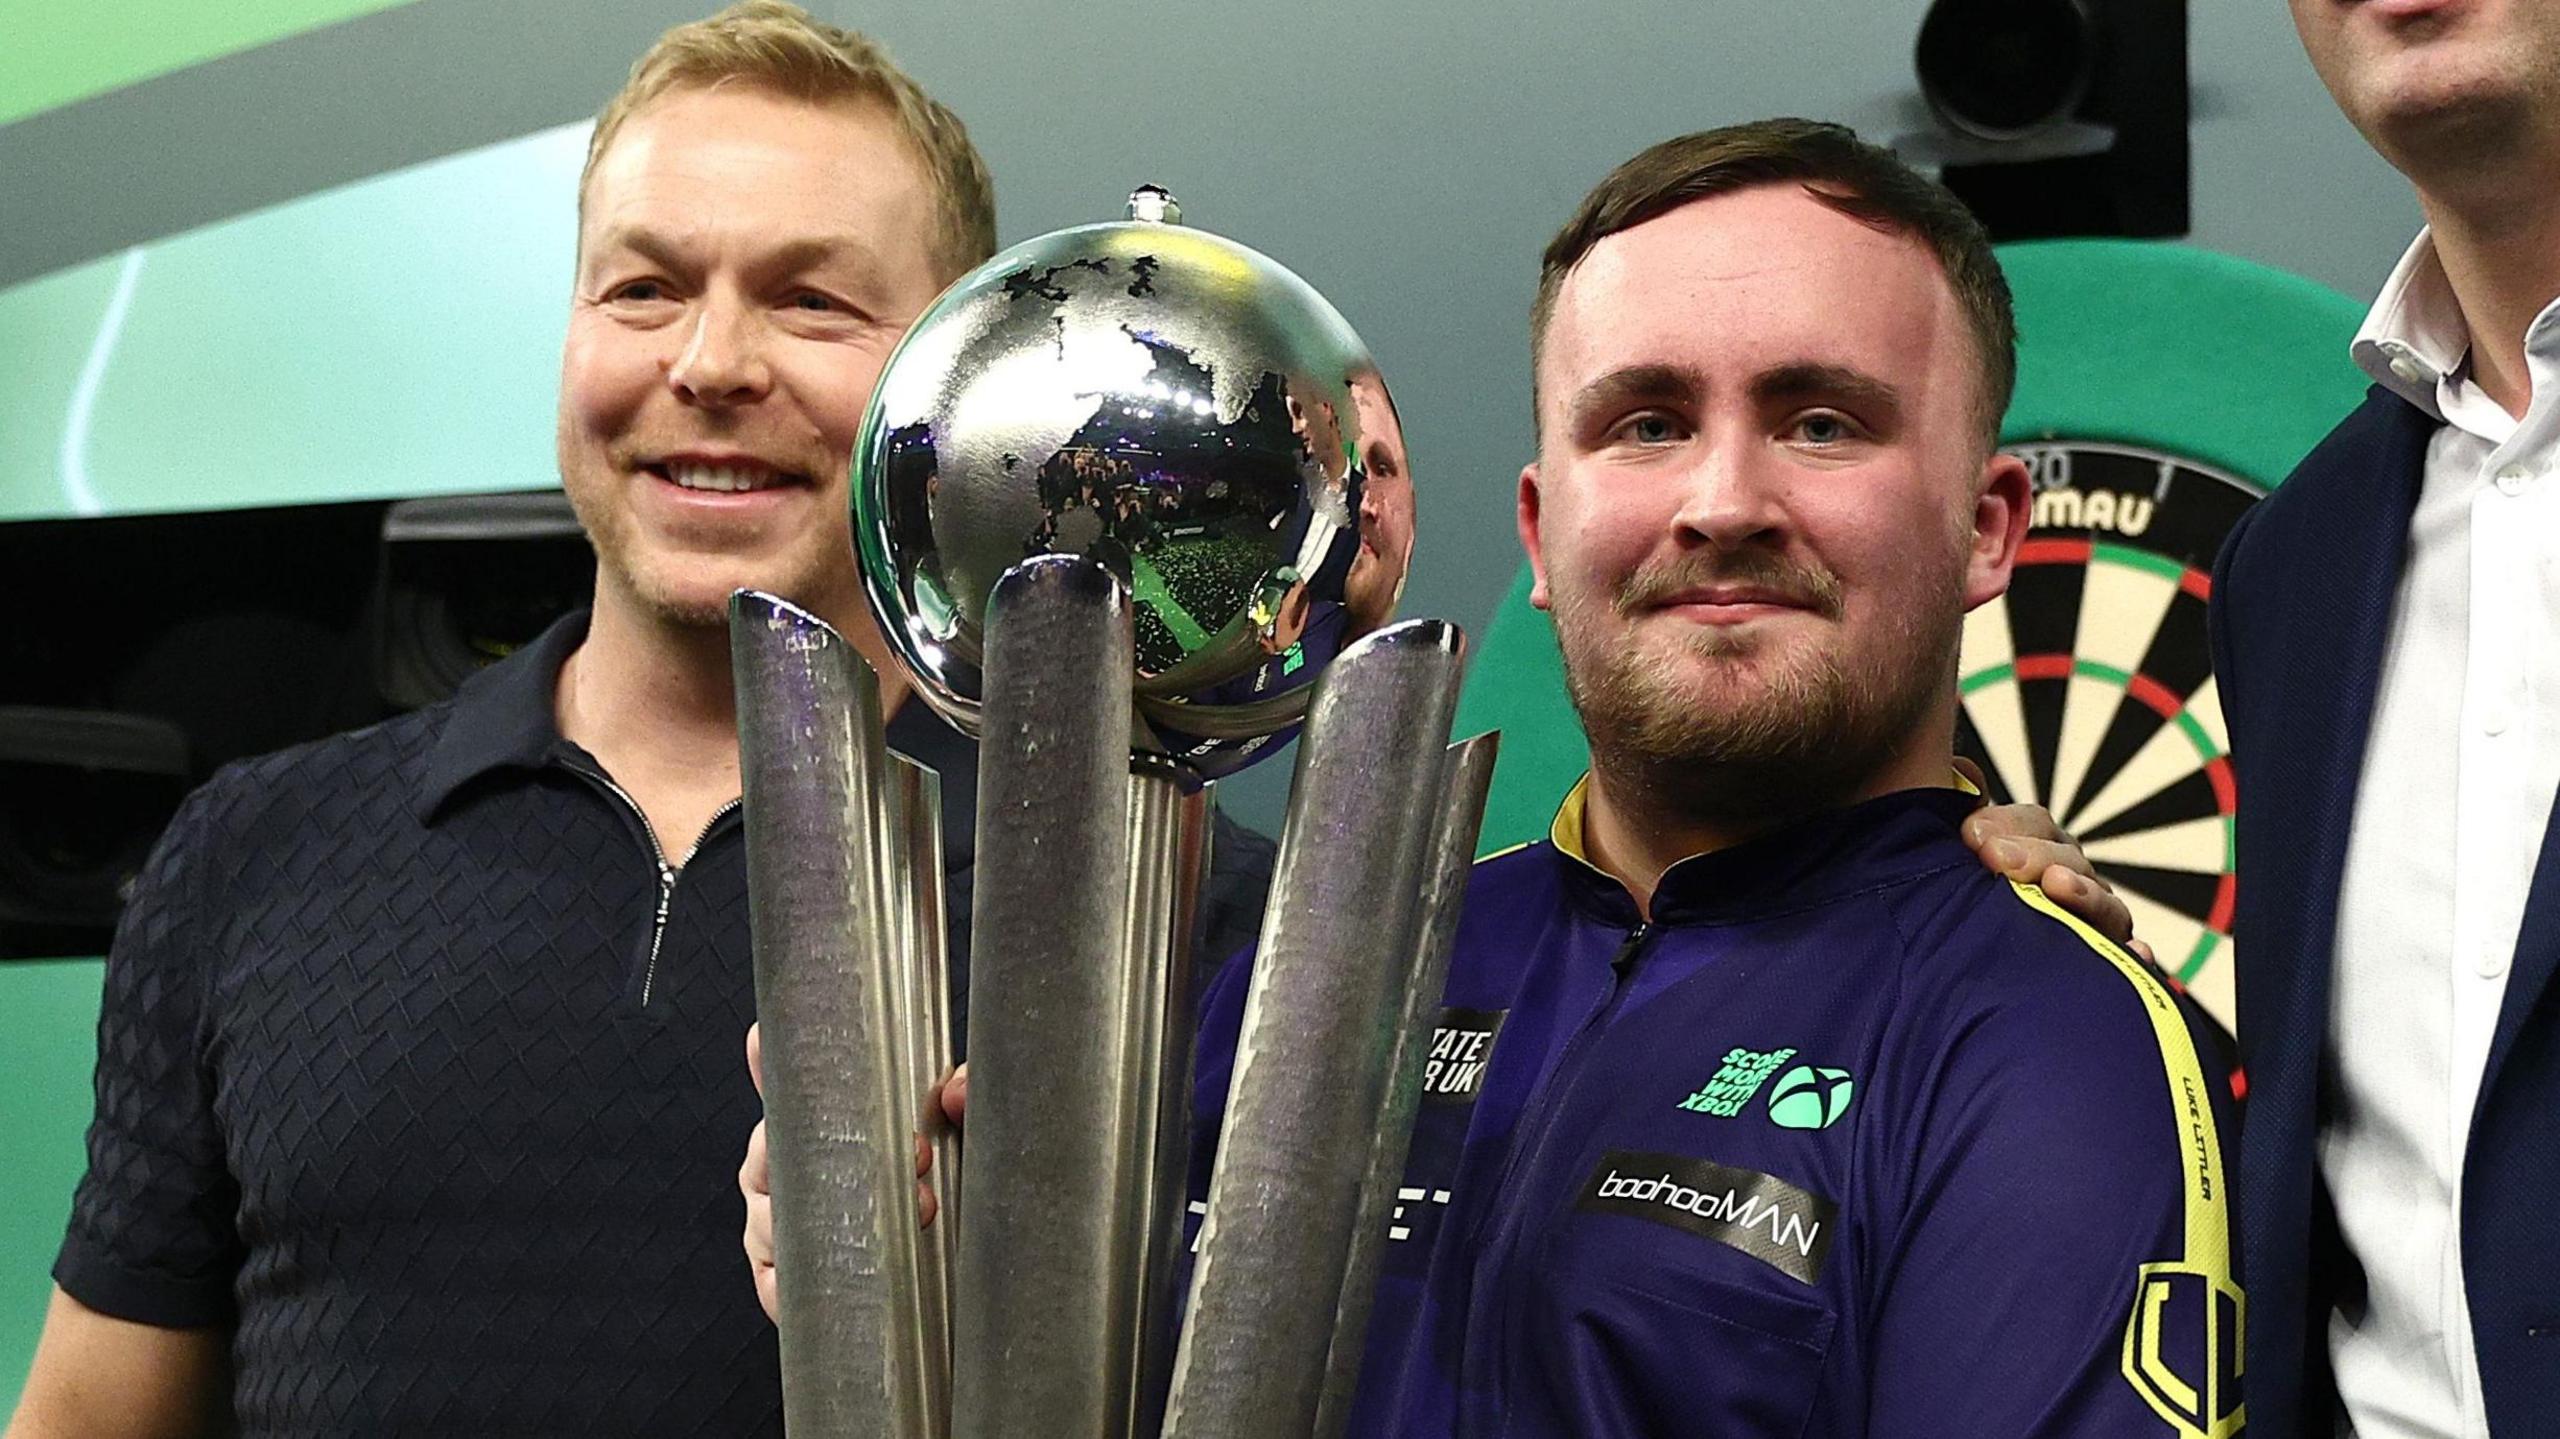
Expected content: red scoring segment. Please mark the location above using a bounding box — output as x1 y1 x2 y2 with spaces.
2005 649 2238 940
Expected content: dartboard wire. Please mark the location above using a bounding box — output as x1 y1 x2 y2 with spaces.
2037 653 2234 861
1964 653 2236 935
2117 885 2221 994
2069 674 2227 836
1981 442 2262 1034
1965 537 2238 1001
1957 602 2036 805
1981 544 2233 842
2083 815 2230 874
2181 933 2237 1031
2050 558 2183 820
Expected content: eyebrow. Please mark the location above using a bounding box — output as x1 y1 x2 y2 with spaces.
1565 364 1701 432
589 226 886 280
1750 362 1902 420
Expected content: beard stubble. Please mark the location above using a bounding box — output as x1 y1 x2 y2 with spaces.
1554 543 1965 828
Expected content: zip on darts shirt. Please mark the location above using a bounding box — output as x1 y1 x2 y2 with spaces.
561 755 742 1009
1466 920 1655 1254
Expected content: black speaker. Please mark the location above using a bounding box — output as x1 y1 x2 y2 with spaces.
1904 0 2189 241
0 491 592 959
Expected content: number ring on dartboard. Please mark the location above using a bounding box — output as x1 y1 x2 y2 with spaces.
1956 442 2264 1026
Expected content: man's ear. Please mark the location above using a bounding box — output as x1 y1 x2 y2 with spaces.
1516 463 1552 611
1963 450 2032 612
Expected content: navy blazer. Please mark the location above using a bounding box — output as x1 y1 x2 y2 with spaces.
2211 384 2560 1437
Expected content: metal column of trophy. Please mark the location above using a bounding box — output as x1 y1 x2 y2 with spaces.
731 186 1497 1439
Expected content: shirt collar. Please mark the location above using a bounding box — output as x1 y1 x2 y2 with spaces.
411 604 985 872
1544 769 1982 924
1549 772 1598 865
2352 230 2467 421
413 608 590 822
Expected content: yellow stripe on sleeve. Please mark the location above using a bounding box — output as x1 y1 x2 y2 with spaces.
2007 880 2244 1439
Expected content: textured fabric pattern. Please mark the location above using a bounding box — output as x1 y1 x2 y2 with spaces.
54 613 1272 1437
61 686 787 1435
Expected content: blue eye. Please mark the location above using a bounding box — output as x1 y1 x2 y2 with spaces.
1624 414 1681 445
1796 413 1855 444
792 292 839 312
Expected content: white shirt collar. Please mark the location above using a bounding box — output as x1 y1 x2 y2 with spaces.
2351 229 2467 422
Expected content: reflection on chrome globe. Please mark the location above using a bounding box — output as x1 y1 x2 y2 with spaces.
853 187 1411 778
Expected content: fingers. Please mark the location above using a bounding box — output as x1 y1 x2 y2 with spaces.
2129 937 2158 968
921 1067 961 1229
1973 833 2082 884
916 1110 945 1231
740 1118 777 1323
1961 801 2071 850
744 1025 964 1286
914 1134 943 1230
1958 804 2143 951
742 1118 770 1201
2035 859 2136 947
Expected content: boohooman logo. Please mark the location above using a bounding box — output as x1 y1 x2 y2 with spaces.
1579 1150 1838 1284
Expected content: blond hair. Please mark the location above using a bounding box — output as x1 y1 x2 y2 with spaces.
582 1 997 280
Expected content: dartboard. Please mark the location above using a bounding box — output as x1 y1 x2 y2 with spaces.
1956 442 2263 1029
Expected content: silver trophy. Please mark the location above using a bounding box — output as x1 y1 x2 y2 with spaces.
731 187 1496 1439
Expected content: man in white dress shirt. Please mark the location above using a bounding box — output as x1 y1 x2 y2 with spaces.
2217 3 2560 1435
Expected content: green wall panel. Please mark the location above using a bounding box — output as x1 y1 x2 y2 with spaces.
0 959 106 1421
1998 240 2372 485
0 0 421 128
0 121 584 521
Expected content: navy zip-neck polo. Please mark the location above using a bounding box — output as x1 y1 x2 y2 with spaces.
57 610 1271 1436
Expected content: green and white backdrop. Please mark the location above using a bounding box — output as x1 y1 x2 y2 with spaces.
2 0 2414 1412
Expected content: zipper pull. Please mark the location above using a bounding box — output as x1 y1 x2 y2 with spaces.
639 861 679 1009
1611 921 1652 975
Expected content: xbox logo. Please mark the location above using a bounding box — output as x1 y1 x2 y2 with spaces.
1766 1065 1856 1130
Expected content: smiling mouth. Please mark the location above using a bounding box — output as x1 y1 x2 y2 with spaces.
643 460 811 494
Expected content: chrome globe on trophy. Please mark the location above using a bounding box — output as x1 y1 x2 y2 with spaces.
729 187 1496 1439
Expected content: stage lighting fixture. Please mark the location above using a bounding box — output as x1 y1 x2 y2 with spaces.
1905 0 2188 241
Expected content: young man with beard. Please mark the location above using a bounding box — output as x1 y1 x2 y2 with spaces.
2218 3 2560 1434
1186 122 2244 1438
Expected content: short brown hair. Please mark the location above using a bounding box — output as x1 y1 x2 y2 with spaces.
1532 118 2015 446
581 1 997 281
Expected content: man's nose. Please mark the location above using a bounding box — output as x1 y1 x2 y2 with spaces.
666 296 772 408
1671 440 1787 550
